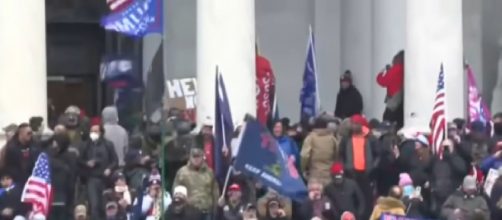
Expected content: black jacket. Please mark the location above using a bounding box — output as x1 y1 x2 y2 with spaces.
402 196 429 218
217 202 244 220
164 203 203 220
3 139 40 184
79 138 118 178
396 140 431 187
334 86 363 119
48 146 77 205
324 178 366 219
430 151 467 200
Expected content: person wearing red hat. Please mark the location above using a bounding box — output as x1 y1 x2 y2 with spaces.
334 70 363 119
324 162 366 220
340 115 379 219
217 183 246 220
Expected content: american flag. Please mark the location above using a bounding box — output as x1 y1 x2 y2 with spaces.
430 64 447 155
21 153 52 217
106 0 133 12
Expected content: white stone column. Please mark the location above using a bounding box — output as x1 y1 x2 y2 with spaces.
0 1 47 143
372 0 406 120
196 0 256 126
405 0 464 132
340 0 373 118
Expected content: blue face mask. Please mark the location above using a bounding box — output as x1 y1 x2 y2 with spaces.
403 185 414 197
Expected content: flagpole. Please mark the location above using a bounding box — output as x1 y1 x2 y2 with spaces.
309 25 321 115
158 1 167 217
442 64 449 146
220 165 234 200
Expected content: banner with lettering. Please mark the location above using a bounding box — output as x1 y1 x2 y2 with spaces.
256 55 277 128
164 77 197 122
101 0 163 37
234 118 308 201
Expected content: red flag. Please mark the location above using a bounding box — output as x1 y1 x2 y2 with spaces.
256 55 276 127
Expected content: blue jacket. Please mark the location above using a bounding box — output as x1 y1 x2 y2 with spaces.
276 136 301 170
481 155 502 173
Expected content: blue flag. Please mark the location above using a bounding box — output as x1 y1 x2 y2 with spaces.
214 69 234 182
300 26 320 122
101 0 163 37
234 118 308 202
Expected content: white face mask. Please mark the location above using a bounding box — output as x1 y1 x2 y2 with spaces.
90 132 99 141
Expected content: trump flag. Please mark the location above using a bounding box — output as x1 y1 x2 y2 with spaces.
234 117 307 201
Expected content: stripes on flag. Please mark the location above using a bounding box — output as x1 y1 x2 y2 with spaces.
107 0 132 12
430 64 447 156
21 153 52 217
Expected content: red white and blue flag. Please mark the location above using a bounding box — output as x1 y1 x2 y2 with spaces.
21 153 52 217
430 64 447 156
467 64 491 124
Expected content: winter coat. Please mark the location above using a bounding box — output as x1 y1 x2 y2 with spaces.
172 162 219 212
48 144 77 205
459 137 489 166
164 203 203 220
166 133 197 163
376 63 404 97
2 138 39 184
402 196 429 218
300 129 338 185
297 197 332 220
334 86 363 119
430 151 468 201
441 191 490 220
79 138 118 178
0 184 28 217
102 106 129 166
218 202 245 220
277 136 300 170
257 193 292 219
324 178 366 219
369 196 406 220
339 128 380 175
395 140 431 187
124 136 150 190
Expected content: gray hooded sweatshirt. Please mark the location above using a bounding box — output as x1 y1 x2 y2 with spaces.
102 106 129 166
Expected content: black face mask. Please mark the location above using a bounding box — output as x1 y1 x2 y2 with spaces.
333 175 344 185
494 123 502 135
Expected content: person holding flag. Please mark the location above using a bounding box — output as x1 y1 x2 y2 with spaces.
21 152 52 219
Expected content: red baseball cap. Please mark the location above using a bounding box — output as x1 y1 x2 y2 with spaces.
331 162 344 175
228 184 241 191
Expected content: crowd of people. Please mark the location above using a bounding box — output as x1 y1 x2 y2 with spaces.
1 50 501 220
1 101 502 220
